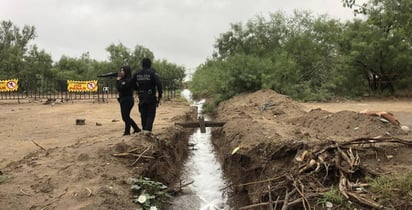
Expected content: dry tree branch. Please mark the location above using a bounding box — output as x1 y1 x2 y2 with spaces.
286 192 323 209
274 195 280 210
238 189 298 210
347 191 389 210
291 177 310 210
281 189 291 210
340 137 412 147
18 188 31 196
221 174 286 191
85 187 92 197
112 152 154 159
239 136 411 209
31 140 47 151
164 180 194 194
268 185 274 210
131 146 152 166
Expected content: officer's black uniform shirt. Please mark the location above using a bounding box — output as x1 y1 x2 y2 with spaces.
116 78 134 98
130 68 163 102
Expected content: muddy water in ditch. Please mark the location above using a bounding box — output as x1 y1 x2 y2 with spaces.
168 89 231 210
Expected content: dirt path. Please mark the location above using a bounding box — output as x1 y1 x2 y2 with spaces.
0 100 191 168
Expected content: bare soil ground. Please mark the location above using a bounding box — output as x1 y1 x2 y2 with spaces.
0 98 196 210
212 89 412 209
0 91 411 210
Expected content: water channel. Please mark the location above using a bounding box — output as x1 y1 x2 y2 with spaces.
168 89 231 210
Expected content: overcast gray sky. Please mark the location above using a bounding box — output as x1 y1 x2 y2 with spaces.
1 0 357 69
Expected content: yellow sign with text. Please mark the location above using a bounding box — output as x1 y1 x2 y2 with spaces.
67 80 98 92
0 79 19 92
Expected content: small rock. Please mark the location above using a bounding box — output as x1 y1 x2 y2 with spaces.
325 201 333 208
401 125 410 133
76 119 85 125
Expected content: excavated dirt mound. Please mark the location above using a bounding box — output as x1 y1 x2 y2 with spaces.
212 89 411 209
288 109 405 140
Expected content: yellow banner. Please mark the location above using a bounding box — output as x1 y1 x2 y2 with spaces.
67 80 98 92
0 79 19 92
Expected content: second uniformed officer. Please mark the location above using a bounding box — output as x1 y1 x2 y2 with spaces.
130 58 163 134
116 66 141 136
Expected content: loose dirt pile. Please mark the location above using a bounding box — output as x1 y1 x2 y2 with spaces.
212 89 411 209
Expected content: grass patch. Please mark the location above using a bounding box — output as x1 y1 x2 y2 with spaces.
316 186 345 208
0 175 8 184
368 172 412 207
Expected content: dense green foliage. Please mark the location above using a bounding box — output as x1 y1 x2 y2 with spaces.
0 20 185 85
191 0 412 102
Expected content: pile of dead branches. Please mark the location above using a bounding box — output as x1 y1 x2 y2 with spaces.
237 137 412 210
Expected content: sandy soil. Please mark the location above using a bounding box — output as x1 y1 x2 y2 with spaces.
0 91 411 209
302 99 412 128
0 98 195 210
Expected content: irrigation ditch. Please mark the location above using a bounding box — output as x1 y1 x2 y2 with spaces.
151 88 412 209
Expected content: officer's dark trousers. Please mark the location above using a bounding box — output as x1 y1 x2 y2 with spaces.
119 96 139 135
138 101 157 131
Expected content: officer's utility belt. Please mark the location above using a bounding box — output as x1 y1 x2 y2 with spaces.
138 89 154 95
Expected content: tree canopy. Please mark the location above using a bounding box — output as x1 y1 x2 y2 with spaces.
0 20 186 87
191 0 412 102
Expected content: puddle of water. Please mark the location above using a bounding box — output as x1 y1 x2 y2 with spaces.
169 89 230 210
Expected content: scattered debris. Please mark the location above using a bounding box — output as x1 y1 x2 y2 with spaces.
231 146 241 155
31 140 48 156
235 137 412 210
360 110 400 125
260 101 275 112
76 119 85 125
401 125 410 133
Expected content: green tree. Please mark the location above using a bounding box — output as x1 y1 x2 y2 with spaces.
338 0 412 95
105 43 131 71
105 43 154 72
54 53 101 80
213 12 286 59
195 11 344 101
153 59 185 83
23 45 54 80
190 59 225 100
0 20 36 78
129 44 154 70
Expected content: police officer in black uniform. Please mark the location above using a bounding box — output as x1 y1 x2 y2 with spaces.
116 66 141 136
130 58 163 134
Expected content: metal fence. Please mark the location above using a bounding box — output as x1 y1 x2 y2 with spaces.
0 78 178 103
